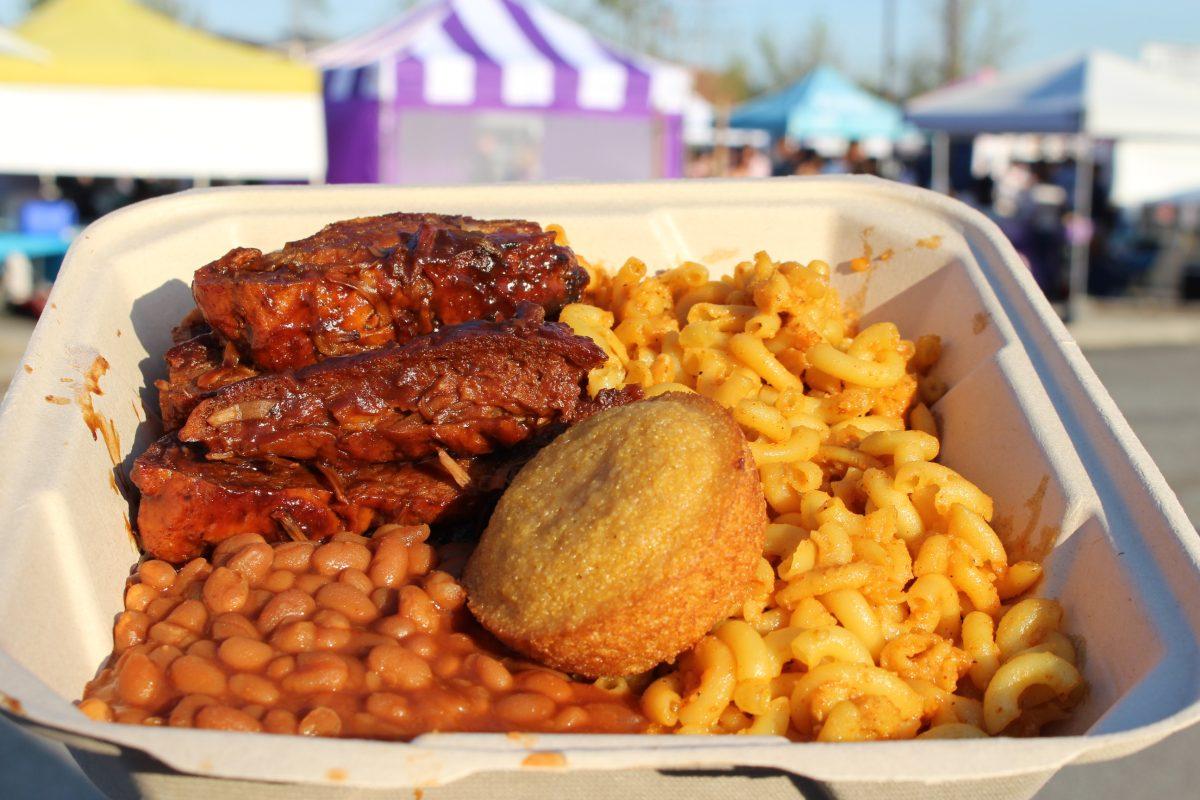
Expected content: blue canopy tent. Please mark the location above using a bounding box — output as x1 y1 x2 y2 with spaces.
730 66 910 142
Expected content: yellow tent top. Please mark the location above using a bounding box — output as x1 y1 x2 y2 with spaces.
0 0 316 92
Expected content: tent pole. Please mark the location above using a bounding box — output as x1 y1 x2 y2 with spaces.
932 131 950 194
714 103 731 177
1066 138 1094 322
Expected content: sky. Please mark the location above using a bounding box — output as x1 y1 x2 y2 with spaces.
2 0 1199 89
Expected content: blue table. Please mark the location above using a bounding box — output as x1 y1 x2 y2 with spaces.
0 232 73 261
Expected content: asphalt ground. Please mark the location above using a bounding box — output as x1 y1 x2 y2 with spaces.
0 311 1197 799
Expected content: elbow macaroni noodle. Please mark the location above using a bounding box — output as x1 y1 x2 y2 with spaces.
568 248 1084 741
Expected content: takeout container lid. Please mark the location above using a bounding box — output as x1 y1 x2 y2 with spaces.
1 177 1197 799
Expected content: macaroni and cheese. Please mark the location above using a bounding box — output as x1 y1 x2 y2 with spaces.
562 248 1084 740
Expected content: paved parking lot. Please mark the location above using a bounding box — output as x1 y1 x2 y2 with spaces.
1079 345 1200 524
1038 343 1200 799
0 313 1197 799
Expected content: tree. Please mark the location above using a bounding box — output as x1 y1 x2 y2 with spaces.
702 16 844 104
905 0 1022 95
967 0 1023 76
590 0 676 56
704 57 755 106
943 0 963 84
756 17 841 94
288 0 328 41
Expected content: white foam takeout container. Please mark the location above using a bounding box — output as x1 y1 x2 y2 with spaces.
0 177 1198 800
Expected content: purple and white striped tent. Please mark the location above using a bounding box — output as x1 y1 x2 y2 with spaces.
315 0 691 184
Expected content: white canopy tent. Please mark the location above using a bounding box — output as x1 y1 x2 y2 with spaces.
1111 141 1200 207
908 50 1200 138
908 51 1200 317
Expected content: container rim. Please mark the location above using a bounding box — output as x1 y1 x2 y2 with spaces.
1 176 1198 788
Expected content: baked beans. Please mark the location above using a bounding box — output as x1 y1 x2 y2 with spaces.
80 525 647 738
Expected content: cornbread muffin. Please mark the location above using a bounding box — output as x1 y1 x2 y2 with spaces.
464 392 767 677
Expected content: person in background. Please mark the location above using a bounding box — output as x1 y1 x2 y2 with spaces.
964 173 996 213
56 176 103 223
91 177 136 219
1084 162 1120 294
1015 161 1068 300
771 138 799 177
893 154 921 185
857 157 880 177
6 181 78 308
793 148 825 176
0 175 39 223
470 132 505 184
730 145 771 178
18 180 77 240
826 140 869 175
686 148 715 178
511 139 542 182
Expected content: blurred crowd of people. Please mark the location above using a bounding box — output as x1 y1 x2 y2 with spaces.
964 159 1123 301
1 139 1197 313
687 139 889 180
0 175 205 229
682 137 1200 303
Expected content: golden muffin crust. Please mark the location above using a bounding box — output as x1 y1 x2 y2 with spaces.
464 392 767 677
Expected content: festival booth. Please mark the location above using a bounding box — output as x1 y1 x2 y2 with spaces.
316 0 691 184
907 50 1200 315
729 66 913 155
0 0 324 181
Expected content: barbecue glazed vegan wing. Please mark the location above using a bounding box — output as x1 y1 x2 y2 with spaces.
156 325 258 430
132 436 516 563
192 212 588 372
178 306 623 463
